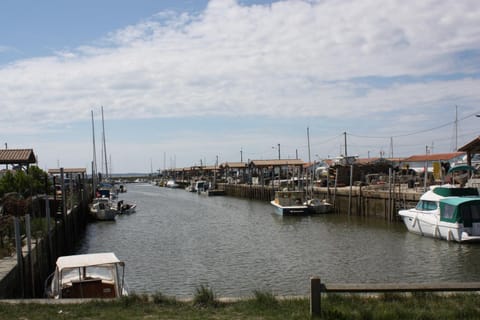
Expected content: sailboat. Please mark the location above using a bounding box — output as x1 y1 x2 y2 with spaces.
89 107 118 221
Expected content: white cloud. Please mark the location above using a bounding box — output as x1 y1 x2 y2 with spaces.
0 0 479 135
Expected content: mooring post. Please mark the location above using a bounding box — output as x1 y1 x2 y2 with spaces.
310 276 321 317
14 217 25 298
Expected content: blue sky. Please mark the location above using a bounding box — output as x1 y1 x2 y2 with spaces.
1 0 479 173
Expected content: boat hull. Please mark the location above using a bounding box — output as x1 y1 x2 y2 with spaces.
270 201 309 216
399 209 480 243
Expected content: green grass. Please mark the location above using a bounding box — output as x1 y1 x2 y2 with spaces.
0 292 479 319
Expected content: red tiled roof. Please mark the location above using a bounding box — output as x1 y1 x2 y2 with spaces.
402 152 465 162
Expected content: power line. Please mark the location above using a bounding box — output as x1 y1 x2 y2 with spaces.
348 111 480 139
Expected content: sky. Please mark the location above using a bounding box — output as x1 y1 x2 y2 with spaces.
1 0 479 173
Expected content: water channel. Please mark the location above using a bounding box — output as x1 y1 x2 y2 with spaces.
76 183 480 298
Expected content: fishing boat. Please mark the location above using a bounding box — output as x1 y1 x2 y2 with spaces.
398 185 480 242
89 197 117 221
271 190 310 215
45 252 127 299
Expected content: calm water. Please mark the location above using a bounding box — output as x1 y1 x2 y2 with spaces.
77 183 480 298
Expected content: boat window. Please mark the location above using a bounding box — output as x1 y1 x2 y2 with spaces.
415 200 437 211
85 265 114 281
470 204 480 222
442 204 456 220
61 268 82 284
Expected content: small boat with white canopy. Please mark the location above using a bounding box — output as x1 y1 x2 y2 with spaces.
45 252 127 299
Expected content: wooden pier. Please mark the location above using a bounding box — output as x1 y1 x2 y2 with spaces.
220 183 422 220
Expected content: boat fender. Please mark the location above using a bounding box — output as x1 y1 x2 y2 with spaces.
412 215 418 228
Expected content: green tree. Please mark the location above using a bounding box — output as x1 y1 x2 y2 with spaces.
0 166 48 198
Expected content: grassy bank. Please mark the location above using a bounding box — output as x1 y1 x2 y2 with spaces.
1 290 480 319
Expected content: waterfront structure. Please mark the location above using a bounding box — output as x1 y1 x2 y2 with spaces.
458 136 480 167
0 148 36 171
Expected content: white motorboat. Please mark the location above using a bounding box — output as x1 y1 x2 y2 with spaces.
398 185 480 242
166 180 180 188
271 190 309 215
89 197 117 221
45 252 128 299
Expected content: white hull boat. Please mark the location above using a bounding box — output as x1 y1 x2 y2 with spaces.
398 185 480 242
271 190 310 215
90 197 117 221
45 252 127 299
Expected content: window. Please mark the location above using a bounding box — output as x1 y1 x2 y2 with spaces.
442 204 456 220
416 200 437 211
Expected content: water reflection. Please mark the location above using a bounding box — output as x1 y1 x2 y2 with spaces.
76 183 480 297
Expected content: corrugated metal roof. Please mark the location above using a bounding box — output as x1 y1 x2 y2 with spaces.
223 162 247 169
403 152 465 162
48 168 87 174
0 149 36 164
249 159 305 167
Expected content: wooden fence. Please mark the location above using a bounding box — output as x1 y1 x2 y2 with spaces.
310 277 480 317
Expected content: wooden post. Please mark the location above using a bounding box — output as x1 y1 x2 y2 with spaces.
25 214 35 297
310 277 321 317
14 217 25 298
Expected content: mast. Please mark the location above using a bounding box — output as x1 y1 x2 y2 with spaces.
307 127 312 198
101 106 109 179
91 110 98 191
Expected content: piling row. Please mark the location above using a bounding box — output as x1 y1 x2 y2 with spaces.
220 183 422 220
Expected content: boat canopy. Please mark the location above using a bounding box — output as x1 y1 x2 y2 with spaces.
56 252 123 271
440 198 480 224
433 187 478 197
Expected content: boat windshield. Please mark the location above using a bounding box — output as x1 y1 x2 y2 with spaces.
416 200 437 211
60 265 116 284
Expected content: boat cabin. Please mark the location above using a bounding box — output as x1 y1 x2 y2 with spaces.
48 252 126 299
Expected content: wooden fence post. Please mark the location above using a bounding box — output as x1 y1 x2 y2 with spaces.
310 276 321 317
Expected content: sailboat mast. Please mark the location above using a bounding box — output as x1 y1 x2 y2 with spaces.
307 127 312 197
101 106 109 179
91 110 97 174
91 110 98 190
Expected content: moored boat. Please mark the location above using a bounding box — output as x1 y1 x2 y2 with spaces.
270 190 309 215
305 198 333 214
89 197 117 221
45 252 128 299
398 185 480 242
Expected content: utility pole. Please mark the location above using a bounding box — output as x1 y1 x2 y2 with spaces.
390 137 394 159
344 132 348 157
240 147 243 162
278 143 281 160
455 105 458 151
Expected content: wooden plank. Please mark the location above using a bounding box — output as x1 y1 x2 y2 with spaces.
321 282 480 293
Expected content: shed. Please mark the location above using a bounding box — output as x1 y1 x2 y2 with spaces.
458 136 480 166
0 149 37 170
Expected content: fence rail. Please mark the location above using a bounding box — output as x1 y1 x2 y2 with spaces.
310 277 480 317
